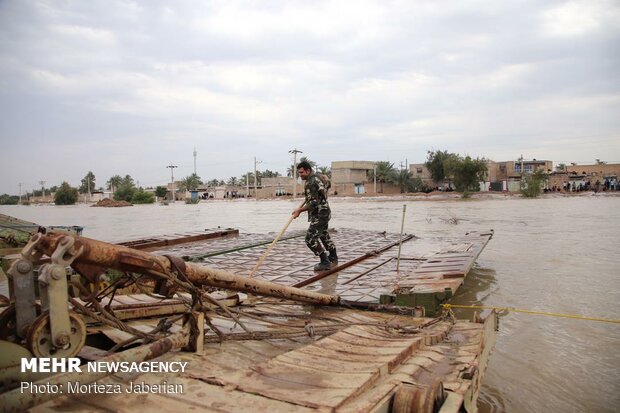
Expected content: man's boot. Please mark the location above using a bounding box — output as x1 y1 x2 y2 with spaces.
328 248 338 264
314 252 331 271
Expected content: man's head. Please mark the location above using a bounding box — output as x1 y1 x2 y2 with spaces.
297 161 312 180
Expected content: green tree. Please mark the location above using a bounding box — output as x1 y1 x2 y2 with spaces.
392 169 414 193
0 194 19 205
131 189 155 204
367 161 397 193
155 186 167 198
121 175 134 188
261 169 281 178
54 182 78 205
409 176 426 193
107 175 123 193
521 169 547 198
206 179 220 187
317 166 331 178
179 173 202 191
114 186 135 202
425 150 459 185
113 175 136 202
555 163 567 172
445 156 488 196
227 176 239 186
79 171 96 194
288 156 316 177
239 172 254 186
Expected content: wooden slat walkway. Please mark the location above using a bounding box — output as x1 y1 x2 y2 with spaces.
33 304 496 413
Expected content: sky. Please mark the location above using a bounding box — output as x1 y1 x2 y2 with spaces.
1 0 619 194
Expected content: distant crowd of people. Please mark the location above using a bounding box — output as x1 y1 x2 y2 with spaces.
548 178 619 193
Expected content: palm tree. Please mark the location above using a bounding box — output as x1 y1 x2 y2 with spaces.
121 175 134 188
227 177 239 186
239 172 254 186
106 175 123 193
180 173 202 191
317 166 331 178
367 161 396 193
393 169 413 193
287 156 317 177
261 169 281 178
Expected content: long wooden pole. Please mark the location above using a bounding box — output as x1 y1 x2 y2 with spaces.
396 204 407 272
248 200 306 278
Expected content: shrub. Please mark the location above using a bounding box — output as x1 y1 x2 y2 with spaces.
114 185 136 202
131 189 155 204
54 182 78 205
155 186 168 198
0 194 19 205
521 170 547 198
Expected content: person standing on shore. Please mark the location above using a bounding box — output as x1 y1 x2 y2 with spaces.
292 160 338 271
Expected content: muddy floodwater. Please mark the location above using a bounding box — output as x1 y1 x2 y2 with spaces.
2 195 619 413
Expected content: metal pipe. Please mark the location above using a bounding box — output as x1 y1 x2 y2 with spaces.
35 232 339 306
0 329 189 413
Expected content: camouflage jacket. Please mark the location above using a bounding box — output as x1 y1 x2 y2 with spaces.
304 173 331 220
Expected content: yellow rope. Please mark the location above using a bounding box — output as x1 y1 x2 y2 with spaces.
441 304 620 324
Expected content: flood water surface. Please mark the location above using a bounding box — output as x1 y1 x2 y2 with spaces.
2 195 619 412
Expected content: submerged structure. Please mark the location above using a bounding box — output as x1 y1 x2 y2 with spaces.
0 219 496 412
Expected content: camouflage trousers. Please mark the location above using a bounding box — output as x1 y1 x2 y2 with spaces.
305 214 336 256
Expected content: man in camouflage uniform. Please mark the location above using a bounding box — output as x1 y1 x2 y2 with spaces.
292 160 338 271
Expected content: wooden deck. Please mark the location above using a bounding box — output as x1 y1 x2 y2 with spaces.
2 226 496 412
34 304 497 413
145 228 493 314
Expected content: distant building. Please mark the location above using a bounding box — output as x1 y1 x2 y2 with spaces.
410 158 553 192
331 161 401 195
167 181 185 200
77 191 106 203
261 177 295 197
488 159 553 192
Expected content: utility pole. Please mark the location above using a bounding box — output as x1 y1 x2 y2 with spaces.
193 147 197 175
246 173 249 198
373 164 377 194
39 181 46 202
254 157 262 200
18 183 22 204
289 148 302 198
166 164 177 202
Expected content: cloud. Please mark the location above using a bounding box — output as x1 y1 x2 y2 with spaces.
540 0 618 37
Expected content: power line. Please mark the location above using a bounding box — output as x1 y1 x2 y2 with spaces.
166 164 178 203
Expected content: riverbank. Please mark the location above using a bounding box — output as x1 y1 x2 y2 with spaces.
1 197 618 412
14 189 620 207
